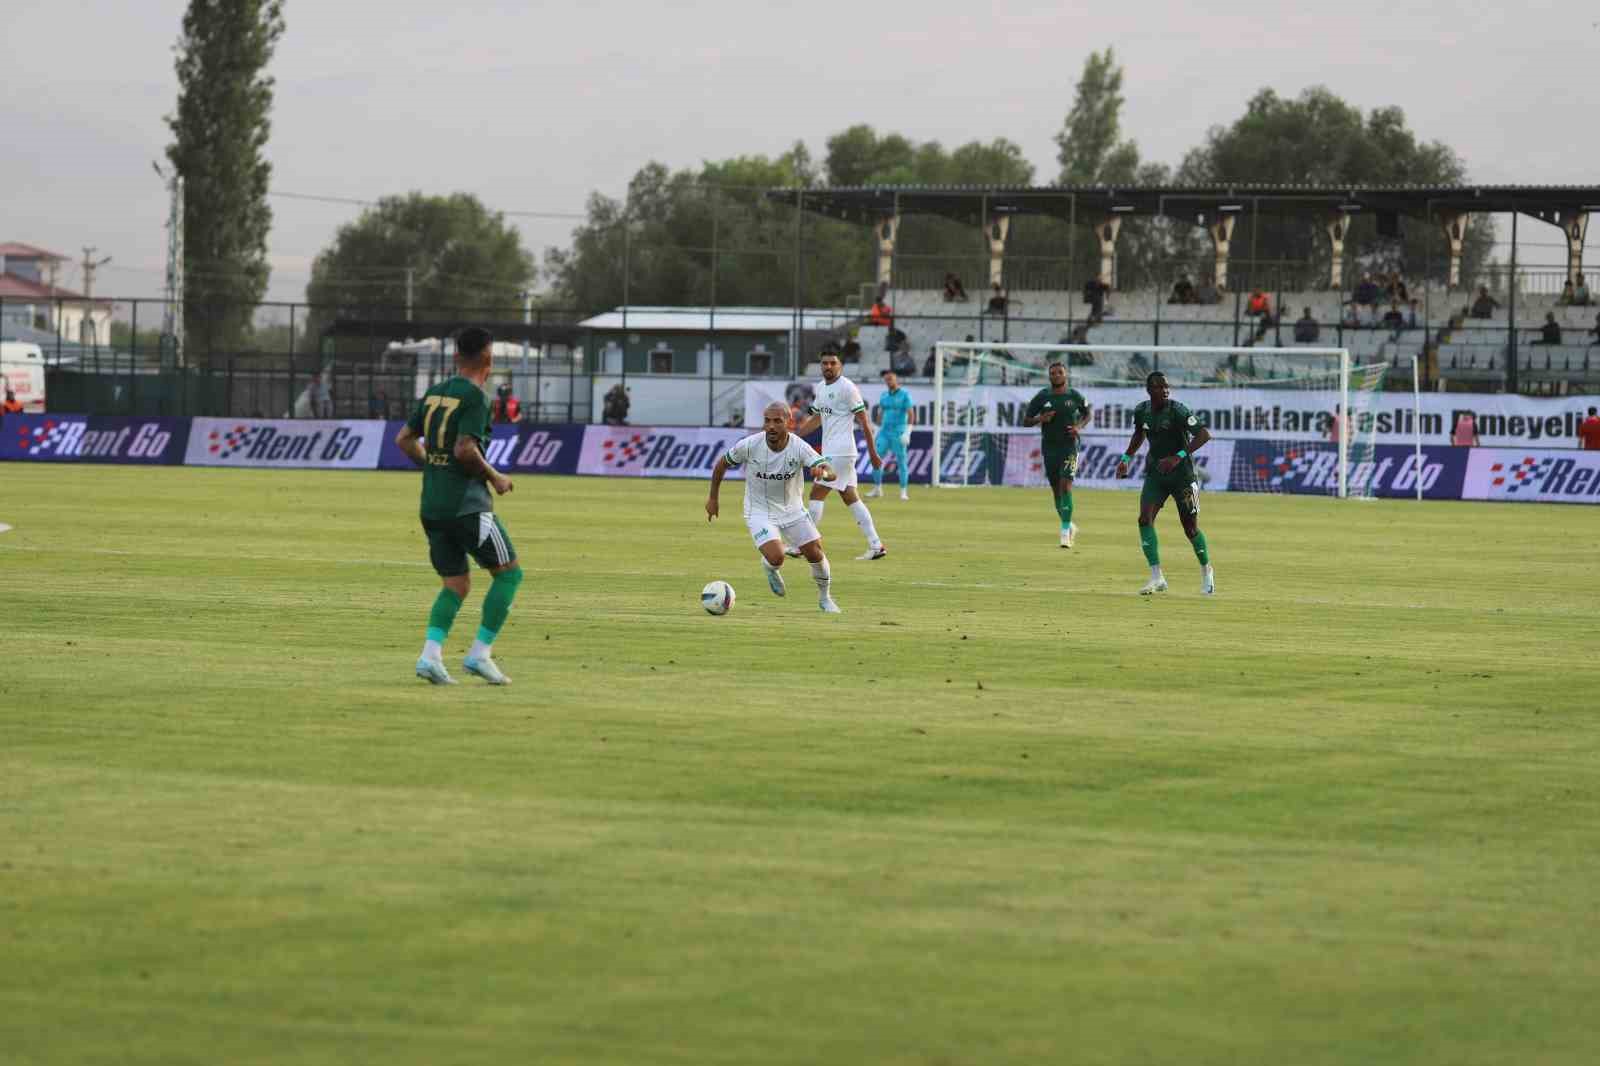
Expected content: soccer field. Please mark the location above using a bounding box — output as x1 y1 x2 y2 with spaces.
3 464 1597 1065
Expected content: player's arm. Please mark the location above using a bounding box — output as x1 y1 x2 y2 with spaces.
705 454 730 521
854 406 882 466
1115 427 1146 478
793 412 821 437
1022 395 1054 427
393 424 426 467
1156 424 1211 474
799 439 835 483
454 434 512 495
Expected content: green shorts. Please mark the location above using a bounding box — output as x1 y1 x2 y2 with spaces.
422 512 517 577
1042 444 1080 484
1141 472 1200 520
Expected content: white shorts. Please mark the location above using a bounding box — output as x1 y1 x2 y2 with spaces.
746 513 820 550
814 454 858 491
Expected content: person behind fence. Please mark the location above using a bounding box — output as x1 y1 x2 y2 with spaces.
1246 289 1271 319
985 283 1009 316
1451 411 1480 447
1532 312 1561 345
1082 275 1110 318
1559 280 1577 306
943 273 968 302
1575 275 1592 307
1577 407 1600 450
1 387 21 419
602 383 630 425
1168 276 1195 304
1293 307 1319 343
1470 285 1500 319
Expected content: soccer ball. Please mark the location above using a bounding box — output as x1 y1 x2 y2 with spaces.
701 580 735 616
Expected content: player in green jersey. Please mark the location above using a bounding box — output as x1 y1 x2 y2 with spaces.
1022 361 1090 548
393 327 523 684
1115 371 1215 596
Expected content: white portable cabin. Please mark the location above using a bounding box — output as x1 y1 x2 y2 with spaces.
0 341 46 412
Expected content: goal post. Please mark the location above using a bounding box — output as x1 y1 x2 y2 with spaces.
930 340 1399 499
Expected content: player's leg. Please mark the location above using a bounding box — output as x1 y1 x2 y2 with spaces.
417 520 470 684
895 435 911 497
462 514 521 685
867 431 887 497
1059 450 1080 546
752 519 787 596
1174 480 1214 595
837 475 886 560
791 477 833 558
1137 480 1169 595
795 526 839 613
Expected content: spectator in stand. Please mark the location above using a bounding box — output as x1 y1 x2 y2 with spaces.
1353 273 1381 315
1531 312 1562 345
369 389 390 420
1381 302 1406 336
1407 299 1421 331
1194 278 1220 305
1590 311 1600 345
842 339 864 363
1578 407 1600 450
492 384 521 424
921 347 937 378
1246 288 1272 319
1558 280 1577 306
1575 274 1592 306
1451 411 1480 447
942 273 968 302
1470 285 1500 319
1081 275 1110 318
890 345 916 376
883 327 907 355
1383 272 1409 305
1293 307 1320 343
868 295 894 327
1168 276 1195 304
984 282 1009 316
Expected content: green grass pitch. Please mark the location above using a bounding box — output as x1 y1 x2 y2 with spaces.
2 464 1598 1065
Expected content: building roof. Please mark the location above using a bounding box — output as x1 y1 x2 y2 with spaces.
579 306 860 332
768 183 1600 225
0 272 111 307
0 242 69 261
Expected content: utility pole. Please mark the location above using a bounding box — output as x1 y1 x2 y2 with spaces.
406 267 414 322
153 160 184 365
80 246 112 347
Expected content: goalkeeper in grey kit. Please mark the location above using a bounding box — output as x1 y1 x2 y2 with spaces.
1115 371 1215 596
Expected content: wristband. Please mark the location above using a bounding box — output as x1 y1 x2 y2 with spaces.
1119 453 1132 464
1176 449 1188 459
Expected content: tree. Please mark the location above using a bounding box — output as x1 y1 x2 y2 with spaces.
166 0 285 363
1177 88 1494 288
304 193 535 351
1055 48 1140 186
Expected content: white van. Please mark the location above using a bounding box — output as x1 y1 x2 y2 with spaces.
0 341 46 412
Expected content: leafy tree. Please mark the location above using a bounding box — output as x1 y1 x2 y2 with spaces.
1177 88 1494 288
1055 47 1140 185
165 0 285 363
304 192 534 351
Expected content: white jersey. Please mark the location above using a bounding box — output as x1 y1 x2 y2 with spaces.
810 375 866 457
722 432 825 522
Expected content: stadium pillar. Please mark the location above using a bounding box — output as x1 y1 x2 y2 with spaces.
1507 208 1519 394
1437 212 1469 291
1209 214 1236 292
1096 216 1121 288
985 213 1010 288
874 214 899 289
1561 210 1589 286
1325 212 1350 290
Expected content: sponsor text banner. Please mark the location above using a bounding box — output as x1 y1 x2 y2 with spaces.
1 414 189 465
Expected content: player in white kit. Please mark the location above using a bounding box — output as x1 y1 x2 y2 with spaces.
790 348 888 560
706 401 843 613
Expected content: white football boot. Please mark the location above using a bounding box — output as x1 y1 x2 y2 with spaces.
416 657 457 685
1138 572 1169 596
1201 565 1216 596
463 655 511 685
856 546 888 561
819 597 843 614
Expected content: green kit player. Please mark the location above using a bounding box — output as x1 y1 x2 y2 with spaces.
1022 361 1090 548
393 327 523 684
1115 371 1215 596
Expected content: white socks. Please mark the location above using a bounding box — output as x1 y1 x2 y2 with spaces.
848 500 882 550
422 639 443 662
807 499 824 526
810 557 831 595
468 638 492 661
1150 565 1164 581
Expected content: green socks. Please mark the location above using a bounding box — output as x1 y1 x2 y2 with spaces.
1139 525 1160 566
1190 531 1210 566
1056 490 1074 530
426 587 464 644
479 566 524 642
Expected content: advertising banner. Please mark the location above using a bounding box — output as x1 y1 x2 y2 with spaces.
1228 440 1468 499
376 422 584 474
1463 448 1600 504
745 381 1598 449
1 413 189 464
186 418 388 469
577 425 751 479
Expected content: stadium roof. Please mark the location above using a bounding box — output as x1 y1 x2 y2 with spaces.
579 307 858 332
768 184 1600 225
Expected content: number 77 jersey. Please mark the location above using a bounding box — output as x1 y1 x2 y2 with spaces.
406 376 494 520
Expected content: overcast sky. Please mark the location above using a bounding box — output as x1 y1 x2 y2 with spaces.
4 0 1593 305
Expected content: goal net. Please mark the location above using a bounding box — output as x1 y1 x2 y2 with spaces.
931 341 1396 498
